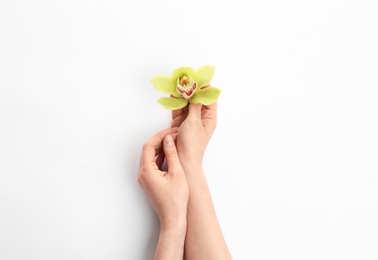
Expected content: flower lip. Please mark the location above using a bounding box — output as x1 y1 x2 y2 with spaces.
176 75 197 100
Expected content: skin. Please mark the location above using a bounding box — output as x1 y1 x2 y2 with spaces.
138 128 188 259
138 99 231 259
171 102 232 260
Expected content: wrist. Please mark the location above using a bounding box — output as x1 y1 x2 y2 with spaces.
160 218 187 240
178 154 203 172
181 162 203 172
160 215 187 233
155 218 186 259
176 147 204 169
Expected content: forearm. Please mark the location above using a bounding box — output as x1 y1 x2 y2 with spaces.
183 165 231 260
155 221 186 260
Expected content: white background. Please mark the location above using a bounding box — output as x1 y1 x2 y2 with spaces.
1 0 377 259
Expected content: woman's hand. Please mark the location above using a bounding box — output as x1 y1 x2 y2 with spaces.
171 102 218 167
138 128 189 229
171 103 231 259
138 128 189 259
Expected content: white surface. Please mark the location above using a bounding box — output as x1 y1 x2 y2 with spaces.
1 0 377 259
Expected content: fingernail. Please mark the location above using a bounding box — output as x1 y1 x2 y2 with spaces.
165 135 173 146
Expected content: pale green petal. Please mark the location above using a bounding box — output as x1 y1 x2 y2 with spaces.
190 87 221 105
150 75 179 97
195 65 215 88
157 97 189 110
171 67 196 81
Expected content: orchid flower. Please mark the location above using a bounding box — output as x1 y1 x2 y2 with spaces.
151 65 221 110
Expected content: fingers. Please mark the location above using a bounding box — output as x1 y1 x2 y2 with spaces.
171 95 189 120
172 105 189 120
201 102 218 134
171 113 187 128
163 135 182 173
202 101 218 121
188 103 202 120
155 152 165 170
187 101 218 134
204 101 217 113
140 128 177 169
155 134 177 170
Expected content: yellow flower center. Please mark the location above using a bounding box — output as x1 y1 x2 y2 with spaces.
180 76 188 86
176 75 197 100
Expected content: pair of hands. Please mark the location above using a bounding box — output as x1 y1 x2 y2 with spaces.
138 102 217 231
138 102 231 259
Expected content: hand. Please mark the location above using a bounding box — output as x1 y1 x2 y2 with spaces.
171 102 231 259
171 102 218 167
138 128 189 229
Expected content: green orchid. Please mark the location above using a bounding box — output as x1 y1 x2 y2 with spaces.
151 65 221 110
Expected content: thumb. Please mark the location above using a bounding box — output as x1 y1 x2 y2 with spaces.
188 103 202 120
163 135 182 173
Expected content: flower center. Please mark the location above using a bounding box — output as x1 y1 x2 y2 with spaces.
176 75 197 99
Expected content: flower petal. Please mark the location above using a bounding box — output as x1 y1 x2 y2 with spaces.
171 67 196 81
195 65 215 88
190 87 221 105
150 75 179 97
157 97 189 110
